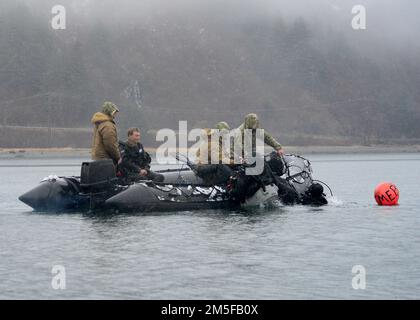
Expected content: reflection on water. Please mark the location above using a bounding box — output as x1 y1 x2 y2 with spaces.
0 153 420 299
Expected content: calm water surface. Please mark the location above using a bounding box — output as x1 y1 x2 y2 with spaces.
0 153 419 299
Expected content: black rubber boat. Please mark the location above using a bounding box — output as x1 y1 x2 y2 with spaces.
19 154 330 213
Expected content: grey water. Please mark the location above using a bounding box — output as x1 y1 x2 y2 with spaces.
0 153 419 299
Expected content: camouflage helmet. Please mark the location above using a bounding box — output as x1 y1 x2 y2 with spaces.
215 121 230 131
102 101 119 117
244 113 260 129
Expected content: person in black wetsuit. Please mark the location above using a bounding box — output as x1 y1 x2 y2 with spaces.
118 128 164 183
228 151 299 205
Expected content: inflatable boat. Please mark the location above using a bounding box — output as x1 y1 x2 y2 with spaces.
19 154 330 213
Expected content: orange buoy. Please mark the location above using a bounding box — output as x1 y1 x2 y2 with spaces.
374 182 399 206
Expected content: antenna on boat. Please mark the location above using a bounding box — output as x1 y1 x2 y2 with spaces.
174 152 195 169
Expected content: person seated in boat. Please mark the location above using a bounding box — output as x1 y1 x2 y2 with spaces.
118 127 164 183
194 121 234 185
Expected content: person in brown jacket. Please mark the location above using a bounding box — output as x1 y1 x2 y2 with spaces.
91 101 121 165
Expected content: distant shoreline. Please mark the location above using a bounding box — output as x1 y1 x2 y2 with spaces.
1 145 419 159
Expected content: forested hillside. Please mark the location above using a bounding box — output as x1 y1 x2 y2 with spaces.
1 0 420 147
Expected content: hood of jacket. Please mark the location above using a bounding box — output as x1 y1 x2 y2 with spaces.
91 112 114 125
215 121 230 131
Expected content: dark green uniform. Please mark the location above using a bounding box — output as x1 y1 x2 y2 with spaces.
118 141 164 182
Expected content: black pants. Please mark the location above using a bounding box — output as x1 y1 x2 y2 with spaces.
195 164 233 185
140 169 164 182
229 162 299 204
125 169 164 183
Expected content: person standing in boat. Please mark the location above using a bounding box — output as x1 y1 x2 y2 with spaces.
232 113 285 161
91 101 121 166
118 128 164 182
229 113 299 203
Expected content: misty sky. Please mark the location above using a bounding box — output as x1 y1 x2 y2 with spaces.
8 0 420 46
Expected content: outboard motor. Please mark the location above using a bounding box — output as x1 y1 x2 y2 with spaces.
79 160 120 210
80 159 117 193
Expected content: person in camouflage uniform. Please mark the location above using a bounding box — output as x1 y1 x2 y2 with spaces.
232 113 284 161
196 121 232 165
118 128 164 183
194 121 234 185
227 113 296 203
